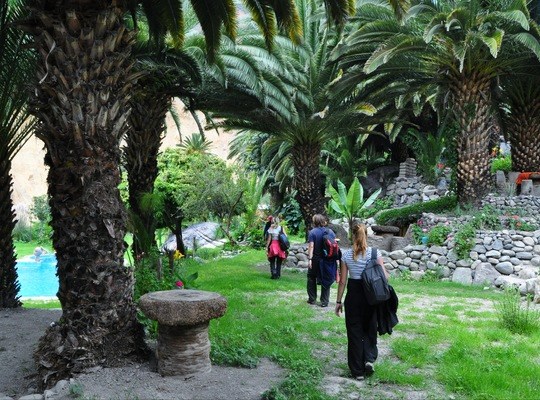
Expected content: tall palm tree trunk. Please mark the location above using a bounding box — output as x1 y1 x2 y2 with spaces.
124 93 171 256
0 159 21 308
450 73 493 205
506 99 540 172
292 143 327 236
26 5 146 388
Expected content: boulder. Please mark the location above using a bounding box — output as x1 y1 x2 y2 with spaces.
473 263 502 285
162 222 221 252
494 261 514 275
452 267 472 285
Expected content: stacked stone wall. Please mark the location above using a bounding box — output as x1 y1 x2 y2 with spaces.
284 230 540 302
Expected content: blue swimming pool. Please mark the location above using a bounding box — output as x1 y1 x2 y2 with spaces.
16 253 59 297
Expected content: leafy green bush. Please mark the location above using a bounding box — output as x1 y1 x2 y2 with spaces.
427 225 451 245
453 223 476 260
422 269 444 282
358 196 394 219
375 196 457 226
277 196 304 235
12 223 33 242
470 205 501 230
496 288 540 335
491 155 512 173
507 216 538 231
402 128 447 184
31 195 51 243
410 223 425 244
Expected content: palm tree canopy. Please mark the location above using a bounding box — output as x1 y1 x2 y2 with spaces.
129 0 355 59
0 0 35 158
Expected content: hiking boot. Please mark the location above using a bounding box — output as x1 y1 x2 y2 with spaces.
365 362 374 376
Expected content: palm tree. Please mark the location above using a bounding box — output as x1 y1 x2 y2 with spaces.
124 43 202 257
498 67 540 172
332 0 540 205
19 0 353 387
0 0 35 308
195 0 377 233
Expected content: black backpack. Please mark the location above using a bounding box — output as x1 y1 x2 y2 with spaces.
361 248 390 305
278 227 290 251
322 228 340 260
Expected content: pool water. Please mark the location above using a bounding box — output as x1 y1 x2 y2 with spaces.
16 253 59 297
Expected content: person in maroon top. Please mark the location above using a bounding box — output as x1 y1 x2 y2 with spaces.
266 216 287 279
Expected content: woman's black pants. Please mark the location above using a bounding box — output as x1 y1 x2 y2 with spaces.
269 257 282 278
344 279 378 377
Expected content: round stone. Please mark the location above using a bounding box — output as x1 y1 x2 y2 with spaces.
139 290 227 326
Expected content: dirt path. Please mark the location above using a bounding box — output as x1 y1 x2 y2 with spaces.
0 308 284 400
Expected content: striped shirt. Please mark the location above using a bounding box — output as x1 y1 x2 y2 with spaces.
342 247 382 279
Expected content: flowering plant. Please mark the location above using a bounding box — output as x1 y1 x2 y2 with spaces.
175 280 184 288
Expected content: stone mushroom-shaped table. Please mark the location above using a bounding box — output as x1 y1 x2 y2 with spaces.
139 290 227 377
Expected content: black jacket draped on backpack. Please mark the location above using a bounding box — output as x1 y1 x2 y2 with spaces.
375 285 399 335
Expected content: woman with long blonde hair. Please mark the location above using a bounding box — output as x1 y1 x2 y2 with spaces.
335 222 389 380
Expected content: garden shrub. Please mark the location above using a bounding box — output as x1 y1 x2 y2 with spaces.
358 196 393 219
453 223 476 260
470 205 501 230
277 197 303 235
12 223 33 242
491 155 512 173
506 215 537 231
496 288 540 335
427 225 451 245
375 195 457 226
422 268 444 282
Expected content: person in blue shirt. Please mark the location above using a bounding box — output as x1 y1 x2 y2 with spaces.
307 214 336 307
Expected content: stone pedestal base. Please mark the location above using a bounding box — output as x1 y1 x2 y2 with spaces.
158 322 211 376
139 289 227 378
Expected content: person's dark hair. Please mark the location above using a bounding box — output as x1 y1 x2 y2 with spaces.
352 222 368 260
312 214 326 227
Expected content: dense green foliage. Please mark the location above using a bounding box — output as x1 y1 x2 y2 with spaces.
403 129 447 184
328 178 380 237
155 148 247 225
375 196 457 226
491 155 512 173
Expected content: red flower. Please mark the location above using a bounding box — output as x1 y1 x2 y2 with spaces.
175 280 184 288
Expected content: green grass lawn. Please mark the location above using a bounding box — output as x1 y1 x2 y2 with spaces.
22 248 540 399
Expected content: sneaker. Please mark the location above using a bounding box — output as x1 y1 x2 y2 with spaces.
365 362 374 376
307 300 315 305
355 376 365 381
320 303 328 307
